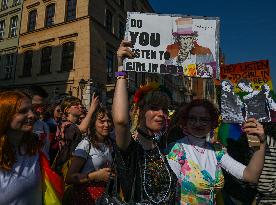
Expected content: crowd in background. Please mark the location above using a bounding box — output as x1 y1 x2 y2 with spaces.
0 41 276 205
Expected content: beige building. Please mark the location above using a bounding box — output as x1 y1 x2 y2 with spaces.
2 0 153 104
0 0 22 81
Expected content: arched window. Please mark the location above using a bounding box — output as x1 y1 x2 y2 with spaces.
105 9 113 32
65 0 77 21
61 42 75 71
23 50 33 77
45 4 55 27
41 46 52 74
28 10 37 32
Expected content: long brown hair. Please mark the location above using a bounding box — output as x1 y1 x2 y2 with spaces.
88 107 113 149
0 91 39 171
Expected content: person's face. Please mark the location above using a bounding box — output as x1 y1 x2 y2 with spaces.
54 105 62 120
222 81 232 92
238 82 253 93
186 106 212 138
67 104 83 116
32 95 44 105
9 97 35 132
95 113 112 138
144 105 167 133
180 36 195 51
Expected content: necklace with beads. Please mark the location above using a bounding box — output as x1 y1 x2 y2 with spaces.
142 145 172 204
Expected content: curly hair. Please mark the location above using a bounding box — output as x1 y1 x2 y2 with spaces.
0 91 39 171
88 107 113 149
178 99 219 129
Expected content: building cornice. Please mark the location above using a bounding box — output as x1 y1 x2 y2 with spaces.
20 16 90 36
0 8 21 18
38 38 55 44
21 43 36 48
26 2 40 10
58 33 78 40
0 46 17 53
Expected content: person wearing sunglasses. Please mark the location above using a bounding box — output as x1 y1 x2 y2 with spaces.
167 99 266 204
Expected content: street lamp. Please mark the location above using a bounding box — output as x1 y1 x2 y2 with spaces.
79 78 87 102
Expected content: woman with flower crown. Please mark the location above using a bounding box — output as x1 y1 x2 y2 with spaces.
112 40 176 204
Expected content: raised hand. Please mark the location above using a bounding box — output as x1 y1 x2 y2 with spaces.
117 40 134 67
242 118 266 143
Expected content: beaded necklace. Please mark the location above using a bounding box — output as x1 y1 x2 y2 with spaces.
143 145 172 204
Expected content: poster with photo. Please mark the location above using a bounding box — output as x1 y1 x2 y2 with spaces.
220 60 276 123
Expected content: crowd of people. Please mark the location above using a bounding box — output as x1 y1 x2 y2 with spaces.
0 40 275 205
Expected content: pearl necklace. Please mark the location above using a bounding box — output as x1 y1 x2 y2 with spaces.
143 146 172 204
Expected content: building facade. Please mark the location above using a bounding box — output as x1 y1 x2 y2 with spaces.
1 0 153 104
0 0 22 82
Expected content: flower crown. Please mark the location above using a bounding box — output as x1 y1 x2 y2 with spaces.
133 81 172 104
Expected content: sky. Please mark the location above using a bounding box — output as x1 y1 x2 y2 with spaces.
148 0 276 90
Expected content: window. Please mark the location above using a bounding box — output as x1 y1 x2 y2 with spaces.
118 21 125 39
1 0 8 10
9 16 18 37
40 46 52 74
45 4 55 27
0 20 4 40
65 0 77 21
61 42 75 71
106 48 114 83
28 10 37 32
13 0 21 6
5 53 15 80
22 50 33 77
105 9 113 32
119 0 124 9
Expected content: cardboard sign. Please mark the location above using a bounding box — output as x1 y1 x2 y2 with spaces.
124 12 220 78
221 60 276 122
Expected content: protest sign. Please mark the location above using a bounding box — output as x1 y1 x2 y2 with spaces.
124 12 220 78
220 60 276 122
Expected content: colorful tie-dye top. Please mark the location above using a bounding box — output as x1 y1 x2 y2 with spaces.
167 140 225 205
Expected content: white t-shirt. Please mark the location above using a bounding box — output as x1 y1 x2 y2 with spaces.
168 136 246 180
0 153 42 205
72 138 113 174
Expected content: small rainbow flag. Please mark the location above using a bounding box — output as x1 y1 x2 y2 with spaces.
39 151 64 205
218 123 243 146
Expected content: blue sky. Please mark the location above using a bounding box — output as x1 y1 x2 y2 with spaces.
148 0 276 89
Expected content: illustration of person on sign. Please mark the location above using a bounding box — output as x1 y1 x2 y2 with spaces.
221 79 244 123
237 79 276 122
165 18 215 77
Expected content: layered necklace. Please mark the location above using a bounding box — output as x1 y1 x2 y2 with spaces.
143 145 173 204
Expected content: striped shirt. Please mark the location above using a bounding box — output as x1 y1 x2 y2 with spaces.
256 135 276 204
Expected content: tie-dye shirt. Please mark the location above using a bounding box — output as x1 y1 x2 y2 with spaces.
167 138 226 205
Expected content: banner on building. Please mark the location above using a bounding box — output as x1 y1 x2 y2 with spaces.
124 12 220 78
220 60 276 123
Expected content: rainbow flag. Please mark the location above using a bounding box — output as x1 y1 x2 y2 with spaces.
218 123 243 146
39 151 64 205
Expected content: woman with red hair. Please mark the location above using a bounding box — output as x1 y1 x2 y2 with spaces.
0 91 42 204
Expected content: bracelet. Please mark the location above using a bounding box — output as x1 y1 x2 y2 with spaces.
116 75 128 80
115 71 127 77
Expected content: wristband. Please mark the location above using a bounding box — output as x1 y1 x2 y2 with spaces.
115 71 127 77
